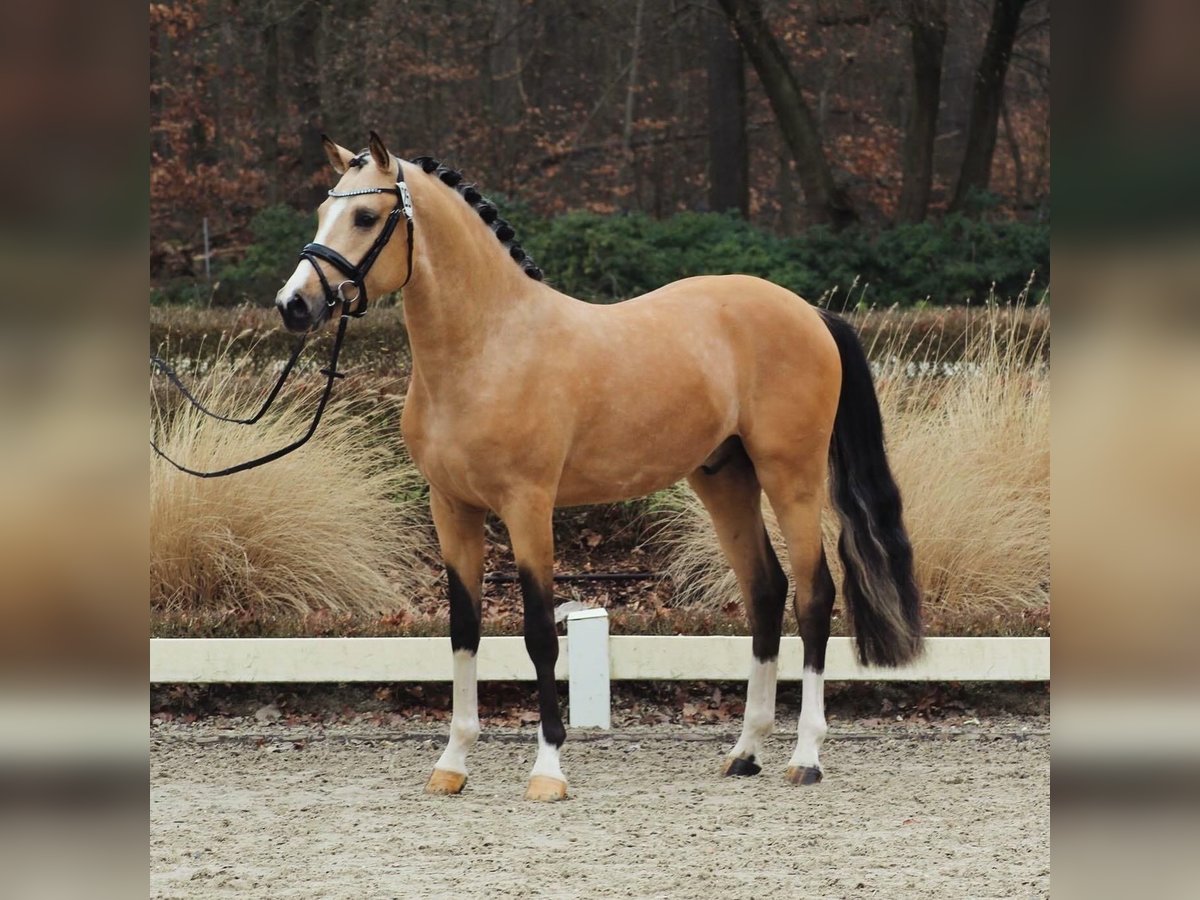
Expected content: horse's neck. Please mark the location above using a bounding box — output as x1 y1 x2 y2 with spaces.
400 173 533 388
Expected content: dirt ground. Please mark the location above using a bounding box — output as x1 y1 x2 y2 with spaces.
151 716 1048 899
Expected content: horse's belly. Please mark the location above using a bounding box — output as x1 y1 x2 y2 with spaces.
555 417 729 506
554 464 692 507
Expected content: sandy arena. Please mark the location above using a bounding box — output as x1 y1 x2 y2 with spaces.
151 717 1048 898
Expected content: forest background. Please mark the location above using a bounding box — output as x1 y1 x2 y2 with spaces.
149 0 1050 309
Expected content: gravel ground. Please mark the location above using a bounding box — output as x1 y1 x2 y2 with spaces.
151 716 1048 899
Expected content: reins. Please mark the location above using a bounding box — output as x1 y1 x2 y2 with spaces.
150 158 415 478
151 314 351 478
150 332 308 426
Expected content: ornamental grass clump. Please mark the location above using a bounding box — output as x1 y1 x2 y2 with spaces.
151 341 433 618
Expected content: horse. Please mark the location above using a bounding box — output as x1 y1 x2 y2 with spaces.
276 132 922 802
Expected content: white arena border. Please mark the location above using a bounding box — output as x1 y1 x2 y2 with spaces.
151 610 1048 729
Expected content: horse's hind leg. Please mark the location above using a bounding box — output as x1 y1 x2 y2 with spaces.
687 445 789 776
756 463 835 786
425 488 486 795
788 546 835 785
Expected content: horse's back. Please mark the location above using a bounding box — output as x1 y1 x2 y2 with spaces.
579 273 839 391
595 274 831 349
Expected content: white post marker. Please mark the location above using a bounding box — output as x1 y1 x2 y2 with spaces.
567 608 611 729
202 217 211 282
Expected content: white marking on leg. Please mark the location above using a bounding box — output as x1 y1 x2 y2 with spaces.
788 667 827 770
729 658 778 762
530 724 565 782
434 650 479 776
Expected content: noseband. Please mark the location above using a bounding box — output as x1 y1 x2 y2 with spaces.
299 160 415 317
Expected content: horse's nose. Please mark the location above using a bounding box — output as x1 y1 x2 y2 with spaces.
285 293 308 319
278 291 313 332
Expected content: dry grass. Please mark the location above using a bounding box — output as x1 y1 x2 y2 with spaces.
655 299 1050 635
150 303 1048 637
151 340 435 618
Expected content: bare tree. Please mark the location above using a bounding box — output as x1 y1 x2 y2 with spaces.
707 5 749 216
287 0 328 207
950 0 1029 212
259 12 281 204
897 0 948 223
717 0 857 228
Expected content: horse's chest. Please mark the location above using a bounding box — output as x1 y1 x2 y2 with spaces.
400 398 441 474
401 398 507 500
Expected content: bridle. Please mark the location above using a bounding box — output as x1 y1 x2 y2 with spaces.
299 158 415 318
150 158 415 478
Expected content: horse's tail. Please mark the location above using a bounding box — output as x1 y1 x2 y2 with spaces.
817 309 923 667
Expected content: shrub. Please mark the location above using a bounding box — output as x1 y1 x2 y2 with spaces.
521 210 818 301
214 204 316 305
156 201 1047 310
521 211 1048 307
151 341 434 617
653 299 1050 636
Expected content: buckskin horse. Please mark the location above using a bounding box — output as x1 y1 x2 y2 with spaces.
276 132 922 802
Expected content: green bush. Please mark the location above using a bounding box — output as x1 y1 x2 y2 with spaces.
214 205 316 306
521 211 1048 307
521 211 818 302
154 203 1048 309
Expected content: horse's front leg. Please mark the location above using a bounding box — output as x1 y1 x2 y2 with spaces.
501 493 568 801
425 489 486 795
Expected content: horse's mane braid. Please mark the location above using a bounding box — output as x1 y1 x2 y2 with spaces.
409 155 544 282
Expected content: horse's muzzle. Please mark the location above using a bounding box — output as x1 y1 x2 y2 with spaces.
278 291 328 333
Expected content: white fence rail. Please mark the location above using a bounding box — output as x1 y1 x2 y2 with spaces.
151 611 1048 728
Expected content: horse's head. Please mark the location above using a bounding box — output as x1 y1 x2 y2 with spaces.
276 132 414 332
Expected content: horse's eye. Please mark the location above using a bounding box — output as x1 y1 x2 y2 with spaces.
354 210 378 229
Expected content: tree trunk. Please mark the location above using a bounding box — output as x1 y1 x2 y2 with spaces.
999 94 1025 207
717 0 857 228
623 0 645 155
260 18 281 205
950 0 1028 212
482 0 524 182
707 6 749 216
287 0 327 208
150 23 168 161
777 151 800 234
897 0 947 223
490 0 524 124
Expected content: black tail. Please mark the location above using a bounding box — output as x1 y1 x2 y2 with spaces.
818 309 922 667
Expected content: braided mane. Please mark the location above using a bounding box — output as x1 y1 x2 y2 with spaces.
408 156 544 282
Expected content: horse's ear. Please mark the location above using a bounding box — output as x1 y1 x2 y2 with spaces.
322 135 353 175
367 131 391 170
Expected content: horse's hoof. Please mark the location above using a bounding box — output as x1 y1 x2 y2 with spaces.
785 765 823 786
425 768 468 795
722 756 762 777
524 775 568 802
